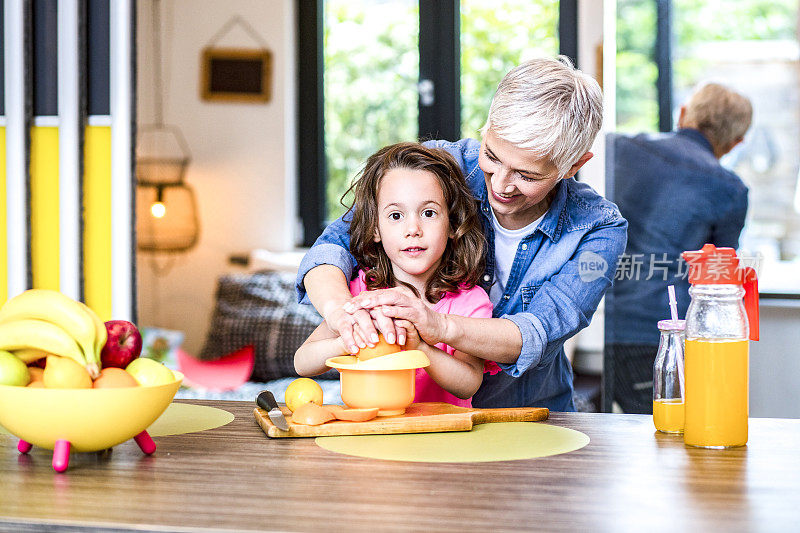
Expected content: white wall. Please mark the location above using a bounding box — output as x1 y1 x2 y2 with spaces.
750 300 800 419
136 0 296 355
569 0 609 370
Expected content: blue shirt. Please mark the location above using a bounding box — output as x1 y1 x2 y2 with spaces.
296 138 628 411
608 129 748 345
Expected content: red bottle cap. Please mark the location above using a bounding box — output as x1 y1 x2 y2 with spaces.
681 244 749 284
681 243 760 341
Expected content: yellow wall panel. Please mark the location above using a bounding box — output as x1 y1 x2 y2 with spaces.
30 126 60 291
84 125 113 320
0 127 7 304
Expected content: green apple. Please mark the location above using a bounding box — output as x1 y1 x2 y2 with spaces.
0 350 31 386
125 358 175 386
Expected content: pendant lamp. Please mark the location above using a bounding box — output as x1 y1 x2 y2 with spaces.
136 0 199 252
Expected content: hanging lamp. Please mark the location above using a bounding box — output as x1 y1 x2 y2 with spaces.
136 0 199 252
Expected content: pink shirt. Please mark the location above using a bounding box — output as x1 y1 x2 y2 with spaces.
349 270 499 408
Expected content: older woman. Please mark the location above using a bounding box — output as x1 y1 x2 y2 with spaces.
296 56 627 411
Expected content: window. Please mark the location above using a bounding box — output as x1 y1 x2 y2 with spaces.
615 0 658 133
298 0 575 246
460 1 559 138
615 0 800 293
323 1 419 221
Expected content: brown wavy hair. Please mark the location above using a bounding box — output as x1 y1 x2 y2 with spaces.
343 142 485 304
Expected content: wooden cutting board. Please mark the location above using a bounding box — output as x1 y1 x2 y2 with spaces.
253 402 549 438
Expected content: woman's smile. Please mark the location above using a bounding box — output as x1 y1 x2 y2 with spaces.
491 189 520 203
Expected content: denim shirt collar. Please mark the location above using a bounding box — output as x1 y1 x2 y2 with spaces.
477 176 567 243
676 128 714 154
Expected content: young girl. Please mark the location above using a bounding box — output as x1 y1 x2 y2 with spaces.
295 142 499 406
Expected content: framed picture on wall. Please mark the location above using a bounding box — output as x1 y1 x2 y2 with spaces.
200 48 272 103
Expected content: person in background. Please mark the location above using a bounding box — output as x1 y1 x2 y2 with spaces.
295 142 498 406
296 56 627 411
607 82 753 413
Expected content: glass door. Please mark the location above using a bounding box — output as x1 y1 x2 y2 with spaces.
460 0 559 138
324 0 419 220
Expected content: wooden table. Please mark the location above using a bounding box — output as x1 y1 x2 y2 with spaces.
1 400 799 532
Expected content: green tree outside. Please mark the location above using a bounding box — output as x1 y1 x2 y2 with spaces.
616 0 797 132
324 0 558 221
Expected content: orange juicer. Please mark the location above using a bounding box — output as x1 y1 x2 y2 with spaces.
326 350 429 415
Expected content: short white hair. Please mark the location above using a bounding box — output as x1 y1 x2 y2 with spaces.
481 56 603 177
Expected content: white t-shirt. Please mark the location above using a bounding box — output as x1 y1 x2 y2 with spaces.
489 208 545 304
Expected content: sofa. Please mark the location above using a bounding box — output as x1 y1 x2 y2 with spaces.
174 268 342 404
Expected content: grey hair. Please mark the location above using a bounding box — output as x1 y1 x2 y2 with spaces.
683 82 752 150
480 55 603 177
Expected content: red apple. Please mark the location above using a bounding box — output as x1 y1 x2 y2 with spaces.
100 320 143 369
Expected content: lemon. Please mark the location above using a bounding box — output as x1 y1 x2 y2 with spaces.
43 355 92 389
284 378 323 413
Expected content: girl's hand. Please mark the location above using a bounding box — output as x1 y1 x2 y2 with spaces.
347 287 448 346
392 319 422 350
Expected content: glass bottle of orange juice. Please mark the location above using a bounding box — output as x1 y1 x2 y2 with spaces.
681 244 759 448
653 319 685 434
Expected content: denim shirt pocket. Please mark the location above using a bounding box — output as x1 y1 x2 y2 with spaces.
520 283 542 311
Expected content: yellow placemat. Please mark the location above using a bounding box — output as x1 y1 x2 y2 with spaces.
315 422 589 463
147 403 234 436
0 403 234 438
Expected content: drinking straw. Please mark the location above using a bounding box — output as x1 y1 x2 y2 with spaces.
667 285 685 399
668 285 679 322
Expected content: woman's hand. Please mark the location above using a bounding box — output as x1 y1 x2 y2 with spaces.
322 297 405 354
345 287 448 347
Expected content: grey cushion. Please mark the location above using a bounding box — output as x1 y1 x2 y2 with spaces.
199 270 338 381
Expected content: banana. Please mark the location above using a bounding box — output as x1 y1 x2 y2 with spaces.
0 319 87 371
78 301 107 367
0 289 97 372
12 348 53 364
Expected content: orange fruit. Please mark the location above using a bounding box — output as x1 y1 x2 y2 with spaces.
284 378 324 412
42 355 92 389
290 402 335 425
27 367 44 383
27 380 44 388
356 334 404 361
93 367 139 388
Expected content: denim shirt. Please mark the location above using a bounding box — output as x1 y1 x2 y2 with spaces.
607 129 748 345
296 138 628 411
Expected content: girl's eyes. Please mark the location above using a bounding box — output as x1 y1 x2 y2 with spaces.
484 150 500 163
386 210 437 220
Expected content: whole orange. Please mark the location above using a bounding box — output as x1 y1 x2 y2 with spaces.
357 334 404 361
93 367 139 388
27 367 44 383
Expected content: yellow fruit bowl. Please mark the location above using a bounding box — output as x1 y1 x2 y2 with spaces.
326 350 429 416
0 371 182 471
